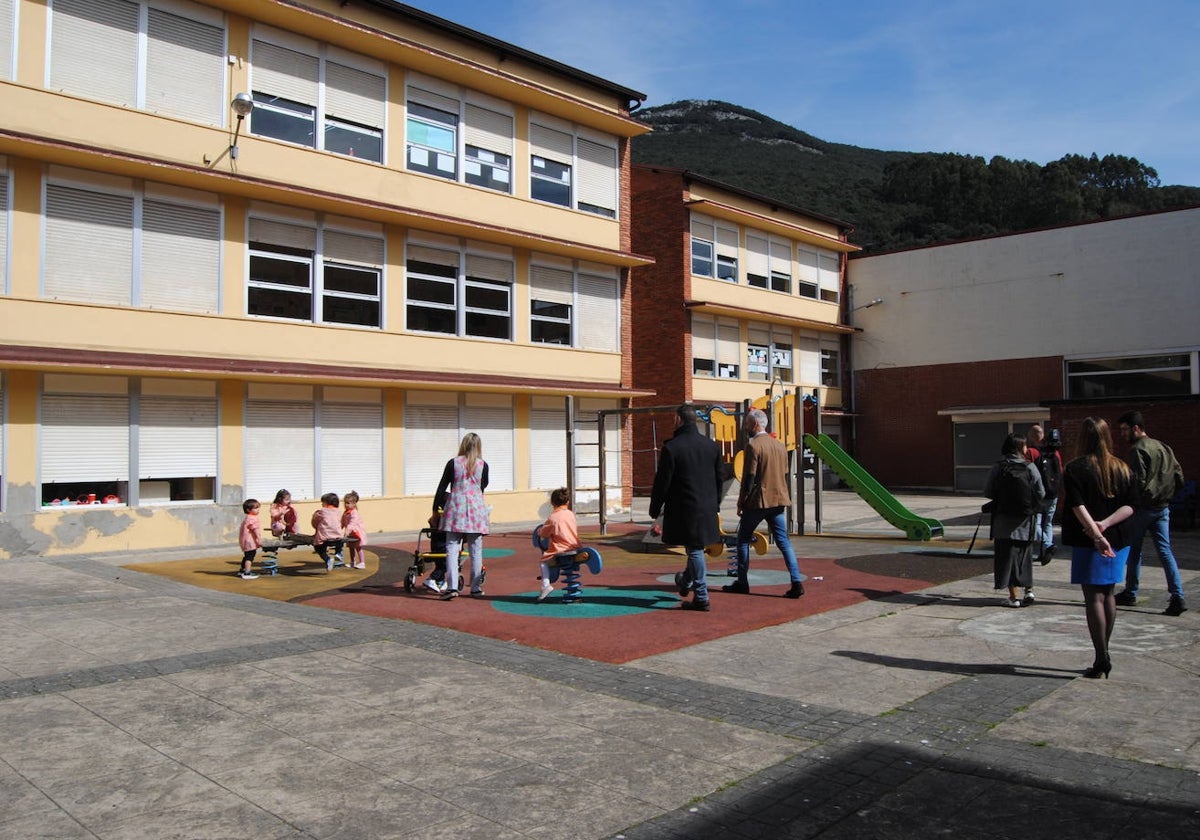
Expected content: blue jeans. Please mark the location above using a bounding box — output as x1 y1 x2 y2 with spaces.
1038 499 1057 551
736 506 802 584
683 544 709 601
1124 507 1183 598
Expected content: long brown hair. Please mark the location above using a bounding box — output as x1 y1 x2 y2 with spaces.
1075 417 1130 498
457 432 483 477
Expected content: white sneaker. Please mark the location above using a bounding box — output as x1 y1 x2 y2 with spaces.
537 584 553 601
325 558 333 571
239 571 259 580
1002 597 1022 608
423 577 441 594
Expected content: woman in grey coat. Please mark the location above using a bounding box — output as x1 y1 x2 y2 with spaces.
985 433 1046 607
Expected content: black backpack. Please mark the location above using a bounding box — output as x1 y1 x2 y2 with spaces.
992 459 1036 516
1032 450 1060 508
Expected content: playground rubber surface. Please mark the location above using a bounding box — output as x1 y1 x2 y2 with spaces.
126 524 990 664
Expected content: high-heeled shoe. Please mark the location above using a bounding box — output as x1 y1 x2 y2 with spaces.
1082 655 1111 679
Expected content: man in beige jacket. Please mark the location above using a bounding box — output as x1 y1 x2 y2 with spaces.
724 408 805 598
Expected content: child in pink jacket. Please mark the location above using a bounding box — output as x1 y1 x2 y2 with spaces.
238 499 262 580
311 492 344 571
340 491 368 569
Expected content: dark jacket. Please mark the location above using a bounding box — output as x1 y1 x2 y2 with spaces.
1061 457 1135 549
649 423 723 548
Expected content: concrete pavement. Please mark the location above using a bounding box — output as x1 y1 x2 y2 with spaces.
1 490 1197 839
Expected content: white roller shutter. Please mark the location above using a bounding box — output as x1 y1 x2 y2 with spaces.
530 264 573 306
249 218 317 251
403 403 457 495
326 61 385 129
44 183 133 305
463 405 513 492
529 408 568 490
717 320 740 376
146 7 224 124
0 172 8 287
464 104 513 156
408 85 459 116
324 230 384 267
797 247 819 283
576 137 617 215
0 0 13 80
818 251 841 299
320 403 383 498
49 0 138 106
577 272 618 352
769 238 791 275
530 123 572 164
244 401 314 501
252 39 318 106
139 397 217 479
716 225 739 260
746 234 769 282
141 200 220 312
465 254 512 283
42 394 129 483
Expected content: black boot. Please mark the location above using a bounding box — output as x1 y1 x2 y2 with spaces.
784 582 805 599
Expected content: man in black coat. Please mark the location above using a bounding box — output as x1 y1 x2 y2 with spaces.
649 404 724 610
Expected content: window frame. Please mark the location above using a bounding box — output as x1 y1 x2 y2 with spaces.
250 30 386 163
530 115 619 218
247 215 385 328
1066 352 1196 399
405 239 515 341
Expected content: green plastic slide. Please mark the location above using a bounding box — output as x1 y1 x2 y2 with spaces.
803 433 944 541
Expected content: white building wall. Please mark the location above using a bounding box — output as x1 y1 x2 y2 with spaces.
849 207 1200 371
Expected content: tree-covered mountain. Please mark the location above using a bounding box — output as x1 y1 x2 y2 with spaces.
631 100 1200 253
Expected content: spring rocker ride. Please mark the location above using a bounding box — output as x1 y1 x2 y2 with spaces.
532 531 603 604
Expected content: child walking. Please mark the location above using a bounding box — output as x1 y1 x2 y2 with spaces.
341 491 367 569
238 499 262 580
269 489 298 537
312 492 344 571
536 487 580 601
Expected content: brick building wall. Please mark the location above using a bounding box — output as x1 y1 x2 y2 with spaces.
855 360 1199 493
853 356 1063 487
629 167 691 492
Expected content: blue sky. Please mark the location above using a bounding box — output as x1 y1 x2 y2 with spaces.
410 0 1200 186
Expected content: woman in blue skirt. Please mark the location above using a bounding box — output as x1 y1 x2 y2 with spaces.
1062 417 1135 679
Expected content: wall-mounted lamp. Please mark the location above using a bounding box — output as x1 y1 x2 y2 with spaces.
229 92 254 160
852 296 884 312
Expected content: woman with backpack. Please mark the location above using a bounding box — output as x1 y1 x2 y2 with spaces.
1062 417 1135 679
984 433 1045 608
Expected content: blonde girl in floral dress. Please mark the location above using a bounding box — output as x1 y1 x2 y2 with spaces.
434 433 489 599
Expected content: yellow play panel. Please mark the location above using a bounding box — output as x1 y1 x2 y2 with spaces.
124 550 381 601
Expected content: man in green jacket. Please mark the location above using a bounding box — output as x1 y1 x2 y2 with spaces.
1115 411 1187 615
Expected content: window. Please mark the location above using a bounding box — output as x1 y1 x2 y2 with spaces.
403 392 514 493
818 252 841 303
692 314 740 379
716 224 739 281
821 340 841 387
530 397 568 491
251 33 385 163
43 173 220 312
40 375 218 507
531 114 619 217
772 327 794 382
48 0 225 124
690 216 714 277
747 323 793 383
405 238 514 340
139 380 218 504
529 258 619 351
1066 354 1195 399
245 386 383 502
406 78 515 194
769 239 792 293
746 234 769 288
530 263 573 345
1 0 16 80
0 164 8 294
248 216 383 327
406 97 457 179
